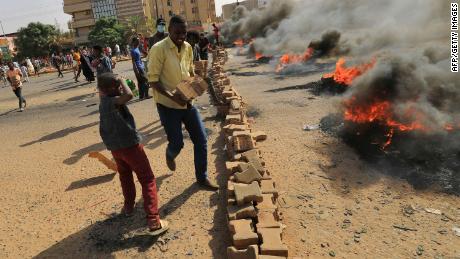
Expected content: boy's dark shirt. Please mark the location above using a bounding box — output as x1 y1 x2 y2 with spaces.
99 96 141 151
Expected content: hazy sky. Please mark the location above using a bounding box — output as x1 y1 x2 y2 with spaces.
0 0 236 34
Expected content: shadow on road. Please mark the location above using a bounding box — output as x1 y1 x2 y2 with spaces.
66 173 117 191
35 174 173 258
20 121 99 147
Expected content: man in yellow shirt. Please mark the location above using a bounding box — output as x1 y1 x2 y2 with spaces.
72 47 81 82
148 16 218 190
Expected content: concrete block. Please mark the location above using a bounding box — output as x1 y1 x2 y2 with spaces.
234 182 263 206
224 124 251 136
260 180 278 198
229 219 259 249
228 180 235 196
234 163 263 184
228 203 257 220
226 161 246 174
226 114 243 124
233 135 256 152
236 150 266 174
257 228 288 257
227 245 259 259
256 194 277 211
256 211 281 228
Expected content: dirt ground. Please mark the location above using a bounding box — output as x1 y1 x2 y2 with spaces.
0 62 230 258
224 50 460 258
0 51 459 259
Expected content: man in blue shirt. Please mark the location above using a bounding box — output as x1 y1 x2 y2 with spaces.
92 45 112 77
131 37 151 100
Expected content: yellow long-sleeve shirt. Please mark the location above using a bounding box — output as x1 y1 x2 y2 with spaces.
147 37 194 109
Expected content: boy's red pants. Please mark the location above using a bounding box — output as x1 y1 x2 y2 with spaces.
111 144 160 223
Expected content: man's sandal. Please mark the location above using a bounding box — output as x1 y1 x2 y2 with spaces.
148 220 169 236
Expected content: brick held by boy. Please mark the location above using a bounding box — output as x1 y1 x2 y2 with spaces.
97 72 168 235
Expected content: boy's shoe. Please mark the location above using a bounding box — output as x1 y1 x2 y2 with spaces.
148 219 169 236
166 153 176 171
197 178 219 191
19 108 24 112
23 100 27 108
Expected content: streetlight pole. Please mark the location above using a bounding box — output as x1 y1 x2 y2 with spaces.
0 20 6 38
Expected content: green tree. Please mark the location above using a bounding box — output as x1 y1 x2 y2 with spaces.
14 22 59 58
88 17 125 47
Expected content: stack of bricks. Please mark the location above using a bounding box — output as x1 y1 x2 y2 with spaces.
175 76 209 102
208 46 289 259
194 60 208 79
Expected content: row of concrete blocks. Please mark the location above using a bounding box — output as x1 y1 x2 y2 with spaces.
209 48 289 259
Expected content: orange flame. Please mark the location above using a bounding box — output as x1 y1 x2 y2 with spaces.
323 58 376 85
343 99 432 149
275 47 314 72
255 52 263 60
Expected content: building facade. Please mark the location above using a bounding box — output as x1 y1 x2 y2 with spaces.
149 0 217 31
222 0 261 20
64 0 217 44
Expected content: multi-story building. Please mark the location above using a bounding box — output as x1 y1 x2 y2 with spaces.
64 0 152 44
149 0 217 31
64 0 217 44
222 0 264 20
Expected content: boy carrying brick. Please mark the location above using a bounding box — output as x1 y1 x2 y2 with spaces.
97 72 168 235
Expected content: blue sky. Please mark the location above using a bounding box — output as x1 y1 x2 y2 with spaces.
0 0 235 34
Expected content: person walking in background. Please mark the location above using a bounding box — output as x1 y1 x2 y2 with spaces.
6 62 27 111
149 18 168 49
212 23 220 46
114 44 121 60
20 63 29 82
198 33 210 60
92 45 112 77
148 16 218 190
52 53 64 78
72 48 82 82
97 72 169 234
80 47 95 82
130 37 151 100
32 59 40 77
186 30 201 61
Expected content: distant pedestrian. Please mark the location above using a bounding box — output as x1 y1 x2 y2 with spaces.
32 59 40 77
114 44 121 60
97 72 169 235
198 33 210 60
20 63 29 82
80 47 95 82
52 53 64 78
186 30 201 61
130 37 151 100
149 18 168 49
212 23 220 46
92 45 112 77
72 47 82 82
6 62 27 111
106 46 112 59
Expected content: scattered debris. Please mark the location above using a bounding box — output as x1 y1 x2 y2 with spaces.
329 250 336 257
424 208 442 215
393 225 417 232
416 245 424 256
303 124 319 131
402 204 416 217
453 227 460 237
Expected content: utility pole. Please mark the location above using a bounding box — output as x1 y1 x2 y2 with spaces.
0 20 6 38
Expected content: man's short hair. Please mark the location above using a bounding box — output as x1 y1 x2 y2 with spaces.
93 45 103 52
131 37 140 44
169 15 186 27
97 72 118 90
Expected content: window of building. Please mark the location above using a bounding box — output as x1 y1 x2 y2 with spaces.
169 10 173 17
75 28 79 37
91 0 117 19
191 0 195 3
167 0 172 7
192 7 198 13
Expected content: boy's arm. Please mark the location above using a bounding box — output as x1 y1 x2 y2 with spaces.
114 77 133 105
